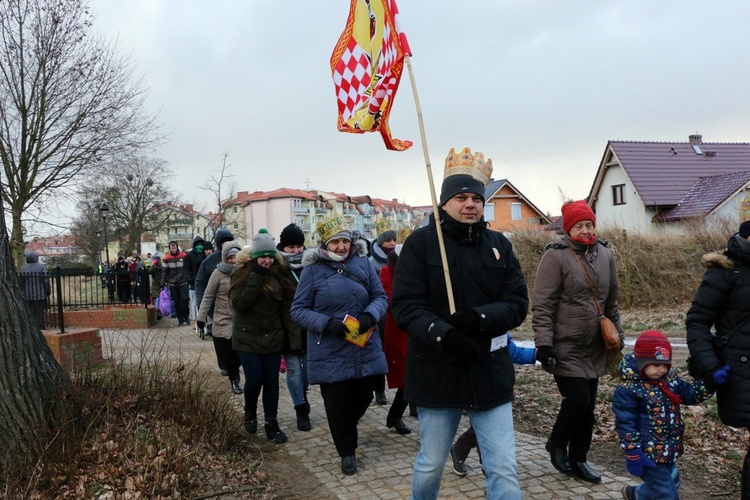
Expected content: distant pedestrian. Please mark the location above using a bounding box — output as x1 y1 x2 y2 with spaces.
183 235 206 325
19 250 50 330
161 241 190 327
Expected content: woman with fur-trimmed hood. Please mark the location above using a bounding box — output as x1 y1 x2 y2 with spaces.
290 217 388 476
230 229 302 445
686 220 750 498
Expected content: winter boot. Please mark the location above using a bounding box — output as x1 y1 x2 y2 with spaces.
294 402 312 431
243 412 257 434
264 419 288 443
231 378 243 395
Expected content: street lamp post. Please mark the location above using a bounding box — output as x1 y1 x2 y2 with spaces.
96 230 102 265
100 202 110 266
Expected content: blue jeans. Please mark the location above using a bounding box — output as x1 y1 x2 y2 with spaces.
236 350 282 421
636 462 679 499
411 403 520 500
283 353 309 406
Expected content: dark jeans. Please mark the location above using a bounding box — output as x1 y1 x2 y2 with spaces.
550 376 598 462
168 283 190 323
453 425 479 462
320 375 378 457
213 336 240 381
237 350 282 421
386 387 408 423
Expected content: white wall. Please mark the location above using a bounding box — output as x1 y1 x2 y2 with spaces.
594 164 655 234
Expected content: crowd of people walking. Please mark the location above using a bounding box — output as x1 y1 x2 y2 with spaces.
19 145 750 499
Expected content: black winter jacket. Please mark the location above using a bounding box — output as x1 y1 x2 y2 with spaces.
391 214 529 410
686 234 750 428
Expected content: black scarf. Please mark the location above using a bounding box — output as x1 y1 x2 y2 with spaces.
434 208 487 245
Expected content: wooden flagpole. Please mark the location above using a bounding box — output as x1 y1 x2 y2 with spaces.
404 56 456 314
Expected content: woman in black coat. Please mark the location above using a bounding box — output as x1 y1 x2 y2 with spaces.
686 220 750 498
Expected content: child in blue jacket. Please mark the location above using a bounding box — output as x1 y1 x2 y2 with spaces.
613 330 729 500
449 334 536 476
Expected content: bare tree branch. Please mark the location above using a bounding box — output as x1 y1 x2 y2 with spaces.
0 0 162 266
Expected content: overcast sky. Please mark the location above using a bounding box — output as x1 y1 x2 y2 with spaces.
89 0 750 217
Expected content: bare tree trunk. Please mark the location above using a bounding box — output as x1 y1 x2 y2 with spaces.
0 190 70 478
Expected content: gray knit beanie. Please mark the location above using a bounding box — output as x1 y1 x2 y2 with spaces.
376 230 397 246
251 228 277 258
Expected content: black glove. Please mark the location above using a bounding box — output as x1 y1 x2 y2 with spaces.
443 329 479 360
447 310 480 336
536 346 557 368
325 318 350 338
196 320 205 330
253 265 268 276
358 312 375 333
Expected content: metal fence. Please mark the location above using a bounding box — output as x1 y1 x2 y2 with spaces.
19 267 152 333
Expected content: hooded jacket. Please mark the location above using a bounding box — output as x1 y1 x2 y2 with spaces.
194 229 235 310
291 240 388 385
196 241 241 340
182 235 206 289
230 249 302 354
532 235 623 379
686 233 750 428
391 212 529 410
19 251 50 300
612 353 711 463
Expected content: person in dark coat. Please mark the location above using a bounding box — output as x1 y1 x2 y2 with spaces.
183 235 206 325
686 219 750 498
391 147 529 499
379 247 411 435
276 223 313 431
230 229 301 444
291 214 388 476
19 250 50 330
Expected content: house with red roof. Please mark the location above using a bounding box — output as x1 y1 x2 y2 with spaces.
588 134 750 234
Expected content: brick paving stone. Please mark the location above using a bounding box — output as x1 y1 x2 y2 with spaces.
105 326 636 499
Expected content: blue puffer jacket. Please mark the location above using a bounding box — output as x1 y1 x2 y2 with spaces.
291 241 388 385
612 353 712 463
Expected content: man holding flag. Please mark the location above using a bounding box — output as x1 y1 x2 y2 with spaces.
392 148 528 499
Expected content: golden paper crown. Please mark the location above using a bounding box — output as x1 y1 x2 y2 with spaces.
316 213 349 242
375 217 397 236
444 147 493 186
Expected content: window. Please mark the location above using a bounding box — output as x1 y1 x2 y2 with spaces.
484 203 495 222
233 222 239 230
511 203 522 221
232 206 238 213
612 184 626 205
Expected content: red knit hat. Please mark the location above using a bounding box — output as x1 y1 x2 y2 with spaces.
561 200 596 234
633 330 672 375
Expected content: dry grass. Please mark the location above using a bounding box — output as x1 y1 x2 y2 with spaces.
511 219 733 309
1 344 276 499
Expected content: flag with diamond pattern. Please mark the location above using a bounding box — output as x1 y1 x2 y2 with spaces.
330 0 412 151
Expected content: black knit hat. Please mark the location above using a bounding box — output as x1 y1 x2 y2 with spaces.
278 223 305 249
739 220 750 239
439 174 486 206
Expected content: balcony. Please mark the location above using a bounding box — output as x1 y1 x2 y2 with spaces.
315 208 328 214
293 207 310 214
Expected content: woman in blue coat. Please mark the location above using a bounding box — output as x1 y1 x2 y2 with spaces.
291 215 388 476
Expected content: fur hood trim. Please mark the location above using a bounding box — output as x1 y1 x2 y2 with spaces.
301 239 368 267
702 250 733 269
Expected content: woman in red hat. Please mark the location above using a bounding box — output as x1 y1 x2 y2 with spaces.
532 200 624 484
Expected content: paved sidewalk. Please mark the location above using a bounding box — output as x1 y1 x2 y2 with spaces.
102 325 634 499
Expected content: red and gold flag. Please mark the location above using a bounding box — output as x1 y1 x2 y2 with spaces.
330 0 412 151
